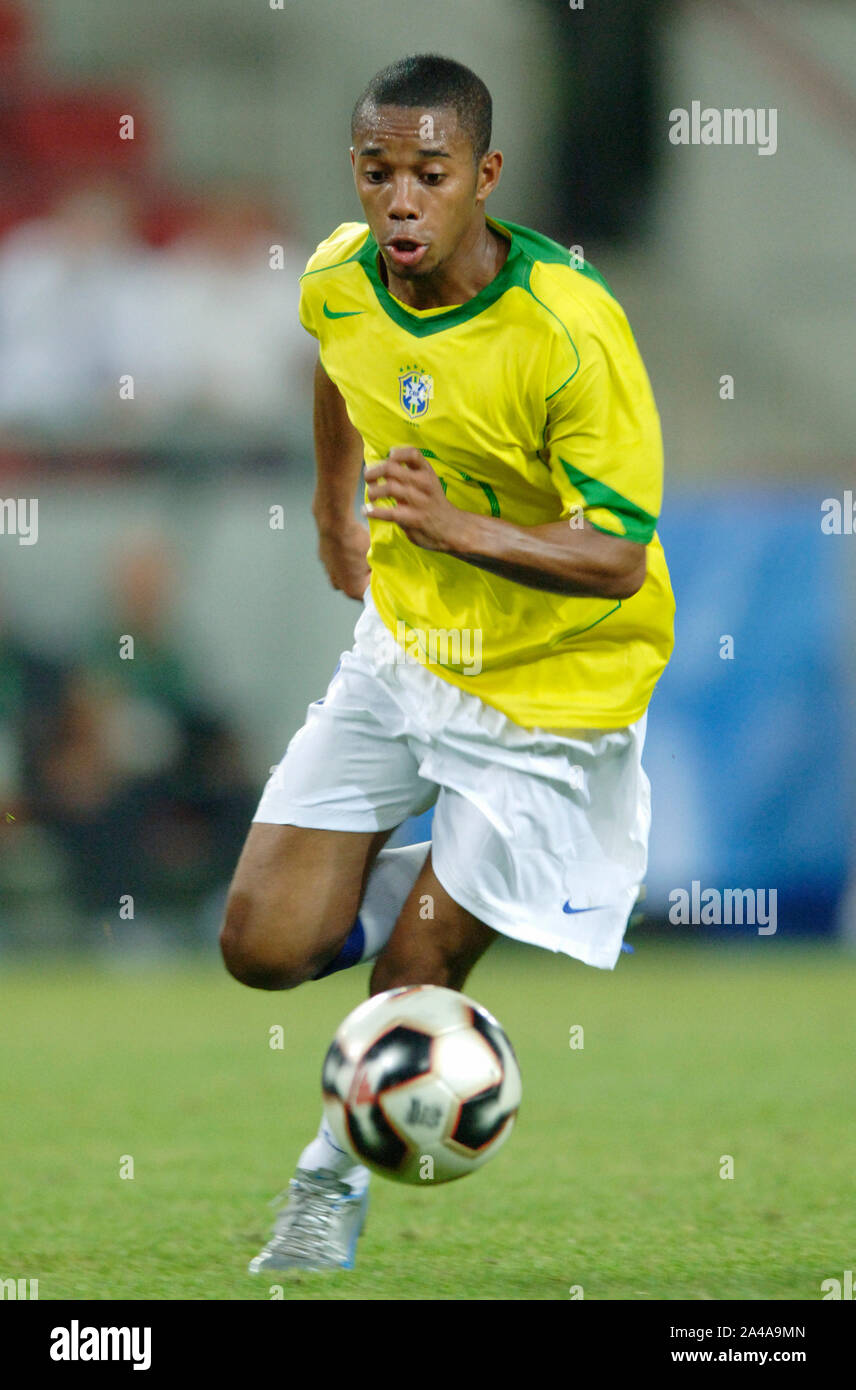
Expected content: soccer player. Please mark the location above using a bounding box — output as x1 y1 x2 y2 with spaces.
221 53 675 1273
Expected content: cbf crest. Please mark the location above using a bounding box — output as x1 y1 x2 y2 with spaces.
398 364 434 419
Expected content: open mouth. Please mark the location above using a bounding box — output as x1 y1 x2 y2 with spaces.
385 238 428 267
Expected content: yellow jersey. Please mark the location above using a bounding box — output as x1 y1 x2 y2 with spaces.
298 215 675 730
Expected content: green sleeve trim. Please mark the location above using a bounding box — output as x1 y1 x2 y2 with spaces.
558 457 657 544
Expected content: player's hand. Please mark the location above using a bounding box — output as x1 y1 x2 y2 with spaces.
317 517 371 600
363 448 471 552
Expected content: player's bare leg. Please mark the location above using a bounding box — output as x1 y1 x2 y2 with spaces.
370 851 498 995
220 822 395 989
222 823 439 1274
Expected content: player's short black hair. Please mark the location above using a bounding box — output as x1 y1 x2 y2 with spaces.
351 54 492 164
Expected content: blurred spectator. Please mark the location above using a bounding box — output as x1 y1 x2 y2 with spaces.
0 592 69 813
147 188 314 447
34 536 258 935
0 175 314 452
0 176 156 440
0 593 76 947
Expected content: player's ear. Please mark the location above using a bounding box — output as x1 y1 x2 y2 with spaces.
476 149 503 201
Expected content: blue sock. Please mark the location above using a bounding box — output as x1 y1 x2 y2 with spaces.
313 917 367 979
311 842 430 981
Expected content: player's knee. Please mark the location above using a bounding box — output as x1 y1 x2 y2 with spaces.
370 940 465 995
219 887 313 991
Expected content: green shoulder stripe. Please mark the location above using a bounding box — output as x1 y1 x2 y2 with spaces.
497 219 616 300
559 457 657 544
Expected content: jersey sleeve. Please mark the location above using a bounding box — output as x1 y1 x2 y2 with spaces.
296 222 369 344
297 243 328 342
297 272 319 340
541 307 663 545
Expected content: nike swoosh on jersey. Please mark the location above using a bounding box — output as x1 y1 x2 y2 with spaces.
323 301 365 319
562 901 608 914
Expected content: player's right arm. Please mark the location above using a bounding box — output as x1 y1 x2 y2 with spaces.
311 355 371 601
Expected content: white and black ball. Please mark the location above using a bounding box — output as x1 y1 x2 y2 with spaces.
322 985 522 1184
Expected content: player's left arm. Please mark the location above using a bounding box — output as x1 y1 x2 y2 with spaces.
363 449 643 599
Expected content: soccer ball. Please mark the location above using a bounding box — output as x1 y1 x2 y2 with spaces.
321 985 522 1184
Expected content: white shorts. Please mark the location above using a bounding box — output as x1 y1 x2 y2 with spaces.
254 592 651 970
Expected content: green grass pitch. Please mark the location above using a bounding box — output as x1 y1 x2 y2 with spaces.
2 938 854 1300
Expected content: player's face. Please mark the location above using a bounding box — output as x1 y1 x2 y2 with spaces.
350 105 500 279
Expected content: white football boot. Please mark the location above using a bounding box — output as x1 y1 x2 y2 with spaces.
248 1168 369 1274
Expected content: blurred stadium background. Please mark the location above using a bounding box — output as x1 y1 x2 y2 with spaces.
0 0 854 956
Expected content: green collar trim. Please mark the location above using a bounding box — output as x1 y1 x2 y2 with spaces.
357 217 530 336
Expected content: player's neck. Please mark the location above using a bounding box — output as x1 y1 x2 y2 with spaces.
380 220 509 310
